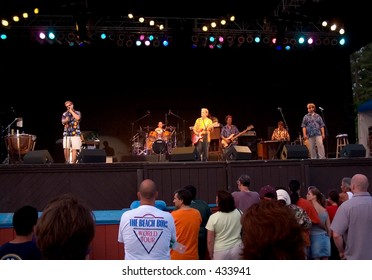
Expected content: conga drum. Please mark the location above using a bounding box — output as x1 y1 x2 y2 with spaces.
5 134 36 163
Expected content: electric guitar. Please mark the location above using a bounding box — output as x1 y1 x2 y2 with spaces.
221 125 254 149
192 123 216 145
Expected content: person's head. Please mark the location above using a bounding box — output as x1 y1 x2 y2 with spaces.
307 103 316 113
138 179 158 204
201 108 209 118
157 122 163 128
277 121 284 128
340 177 352 192
216 190 236 213
225 115 233 125
173 189 192 209
183 185 197 200
64 100 73 109
327 189 340 205
288 179 301 204
276 189 291 206
259 185 277 200
306 187 326 207
13 205 38 236
241 200 306 259
351 173 369 193
237 174 251 191
35 193 95 260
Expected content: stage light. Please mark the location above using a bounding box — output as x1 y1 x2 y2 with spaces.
162 40 169 47
339 38 346 46
298 36 305 44
307 38 313 45
254 36 260 43
1 33 7 40
48 32 56 40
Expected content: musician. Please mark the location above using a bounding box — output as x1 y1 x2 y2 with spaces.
221 115 240 150
271 121 290 159
193 108 214 161
155 121 165 139
61 100 82 164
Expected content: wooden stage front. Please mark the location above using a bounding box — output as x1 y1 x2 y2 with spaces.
0 157 371 213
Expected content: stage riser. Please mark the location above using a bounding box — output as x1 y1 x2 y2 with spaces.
0 159 371 212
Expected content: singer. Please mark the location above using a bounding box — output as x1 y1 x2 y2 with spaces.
271 121 290 159
301 103 326 159
61 100 82 164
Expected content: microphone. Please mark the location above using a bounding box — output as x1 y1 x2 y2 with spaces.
168 110 172 115
16 117 23 128
319 106 324 111
278 107 282 111
11 106 16 115
147 110 150 114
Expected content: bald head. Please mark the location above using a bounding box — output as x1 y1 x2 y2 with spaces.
138 179 157 203
351 174 369 193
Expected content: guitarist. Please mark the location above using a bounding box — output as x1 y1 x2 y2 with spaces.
192 108 214 161
220 115 240 151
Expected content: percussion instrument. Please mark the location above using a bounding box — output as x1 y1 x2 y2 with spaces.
162 131 172 141
148 131 158 141
5 134 36 163
152 139 167 154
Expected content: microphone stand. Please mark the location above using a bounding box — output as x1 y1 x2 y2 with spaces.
169 111 187 146
278 108 289 133
130 112 150 153
319 108 329 158
1 118 18 164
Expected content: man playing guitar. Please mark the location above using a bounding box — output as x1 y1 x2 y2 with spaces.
220 115 240 149
192 108 214 161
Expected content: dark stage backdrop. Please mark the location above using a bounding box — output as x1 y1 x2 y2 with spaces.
0 46 355 162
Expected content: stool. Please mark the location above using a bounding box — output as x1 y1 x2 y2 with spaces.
336 134 349 158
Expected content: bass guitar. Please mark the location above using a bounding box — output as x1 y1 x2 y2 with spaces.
221 125 254 149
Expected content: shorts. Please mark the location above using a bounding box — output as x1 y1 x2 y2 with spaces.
63 136 82 150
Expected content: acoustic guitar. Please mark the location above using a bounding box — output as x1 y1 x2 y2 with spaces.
221 125 254 149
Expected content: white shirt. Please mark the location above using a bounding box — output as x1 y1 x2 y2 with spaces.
118 205 176 260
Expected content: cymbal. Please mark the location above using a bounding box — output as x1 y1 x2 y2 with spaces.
165 126 175 130
143 126 153 131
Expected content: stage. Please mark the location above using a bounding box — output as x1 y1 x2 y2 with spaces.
0 157 371 213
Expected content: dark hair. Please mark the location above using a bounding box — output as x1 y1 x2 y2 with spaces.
225 115 232 122
241 200 306 259
289 179 301 204
174 189 192 206
13 205 38 236
238 175 251 187
183 185 196 200
217 190 236 213
328 189 340 205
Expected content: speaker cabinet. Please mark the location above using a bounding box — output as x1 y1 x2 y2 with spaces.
281 145 309 160
169 146 197 161
79 149 106 163
225 145 252 160
340 144 366 158
24 150 54 164
238 136 257 159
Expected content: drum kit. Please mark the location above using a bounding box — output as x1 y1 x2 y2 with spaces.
131 125 177 156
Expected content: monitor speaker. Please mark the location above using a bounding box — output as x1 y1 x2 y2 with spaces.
79 149 106 163
340 144 366 158
24 150 54 164
169 146 197 161
226 145 252 160
281 145 309 159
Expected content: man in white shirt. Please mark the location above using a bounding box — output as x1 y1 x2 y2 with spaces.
118 179 176 260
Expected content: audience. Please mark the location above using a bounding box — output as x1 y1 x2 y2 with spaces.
35 193 95 260
171 189 201 260
241 199 306 259
183 184 212 260
232 174 260 213
331 173 372 259
339 177 353 203
118 179 176 260
0 205 41 260
206 190 243 260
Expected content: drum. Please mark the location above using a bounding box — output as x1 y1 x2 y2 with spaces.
5 134 36 163
148 131 158 141
162 131 172 141
152 139 167 154
145 138 154 151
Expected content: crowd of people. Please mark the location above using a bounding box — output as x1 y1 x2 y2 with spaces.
0 173 371 260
